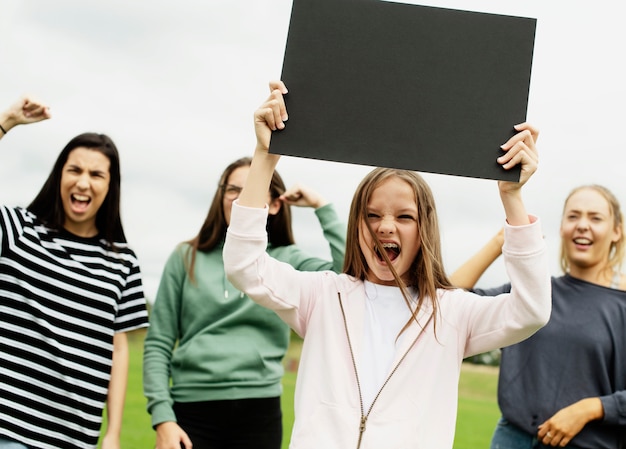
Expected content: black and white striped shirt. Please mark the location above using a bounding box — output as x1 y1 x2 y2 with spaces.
0 206 149 449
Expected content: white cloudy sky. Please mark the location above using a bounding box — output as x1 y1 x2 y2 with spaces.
2 0 625 301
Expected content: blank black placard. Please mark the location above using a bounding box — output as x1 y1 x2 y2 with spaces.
270 0 536 181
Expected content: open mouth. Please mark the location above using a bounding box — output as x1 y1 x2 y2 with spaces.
376 242 400 262
71 193 91 212
573 237 592 247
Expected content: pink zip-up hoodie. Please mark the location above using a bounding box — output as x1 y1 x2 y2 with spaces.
224 202 551 449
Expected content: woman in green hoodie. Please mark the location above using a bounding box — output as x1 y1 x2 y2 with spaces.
143 156 346 449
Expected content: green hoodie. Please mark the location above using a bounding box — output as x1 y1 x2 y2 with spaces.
143 204 345 427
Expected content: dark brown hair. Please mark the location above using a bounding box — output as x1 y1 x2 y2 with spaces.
185 157 294 280
27 132 125 245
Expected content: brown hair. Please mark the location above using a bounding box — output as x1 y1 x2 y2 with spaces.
560 184 624 274
343 168 452 334
185 157 294 281
28 132 125 246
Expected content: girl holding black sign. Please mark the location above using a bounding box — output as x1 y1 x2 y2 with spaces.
223 80 551 449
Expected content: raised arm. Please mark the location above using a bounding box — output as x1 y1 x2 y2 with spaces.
281 183 328 209
496 122 539 226
0 95 51 140
449 228 504 289
281 183 346 273
450 123 538 289
238 81 289 209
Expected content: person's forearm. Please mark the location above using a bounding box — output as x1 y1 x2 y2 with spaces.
238 147 280 208
104 332 129 442
0 111 11 140
578 397 604 421
450 229 504 289
0 96 51 141
317 204 346 273
499 190 530 227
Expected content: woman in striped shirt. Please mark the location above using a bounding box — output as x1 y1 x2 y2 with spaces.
0 96 149 449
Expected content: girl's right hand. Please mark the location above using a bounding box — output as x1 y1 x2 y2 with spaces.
253 80 288 153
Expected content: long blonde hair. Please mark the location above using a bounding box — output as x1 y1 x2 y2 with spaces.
343 168 453 334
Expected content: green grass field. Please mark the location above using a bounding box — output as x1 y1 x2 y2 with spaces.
100 331 500 448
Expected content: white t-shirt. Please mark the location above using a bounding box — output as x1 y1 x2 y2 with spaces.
360 280 416 412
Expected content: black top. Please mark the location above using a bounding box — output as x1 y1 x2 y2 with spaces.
475 275 626 448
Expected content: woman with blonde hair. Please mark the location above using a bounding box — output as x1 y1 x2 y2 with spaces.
452 184 626 448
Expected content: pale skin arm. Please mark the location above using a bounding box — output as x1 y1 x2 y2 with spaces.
155 421 193 449
537 398 604 447
238 81 289 209
0 95 51 140
496 123 539 226
449 228 504 289
431 125 537 289
100 332 129 449
280 183 329 209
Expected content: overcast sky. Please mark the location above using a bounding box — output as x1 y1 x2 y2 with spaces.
2 0 625 301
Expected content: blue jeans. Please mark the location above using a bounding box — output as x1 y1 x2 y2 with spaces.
490 417 551 449
0 436 29 449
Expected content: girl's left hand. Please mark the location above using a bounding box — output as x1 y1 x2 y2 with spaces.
497 122 539 193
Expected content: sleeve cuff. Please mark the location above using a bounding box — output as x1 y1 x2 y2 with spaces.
502 215 544 255
229 200 270 239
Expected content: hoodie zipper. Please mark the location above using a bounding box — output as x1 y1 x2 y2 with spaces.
337 292 432 449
